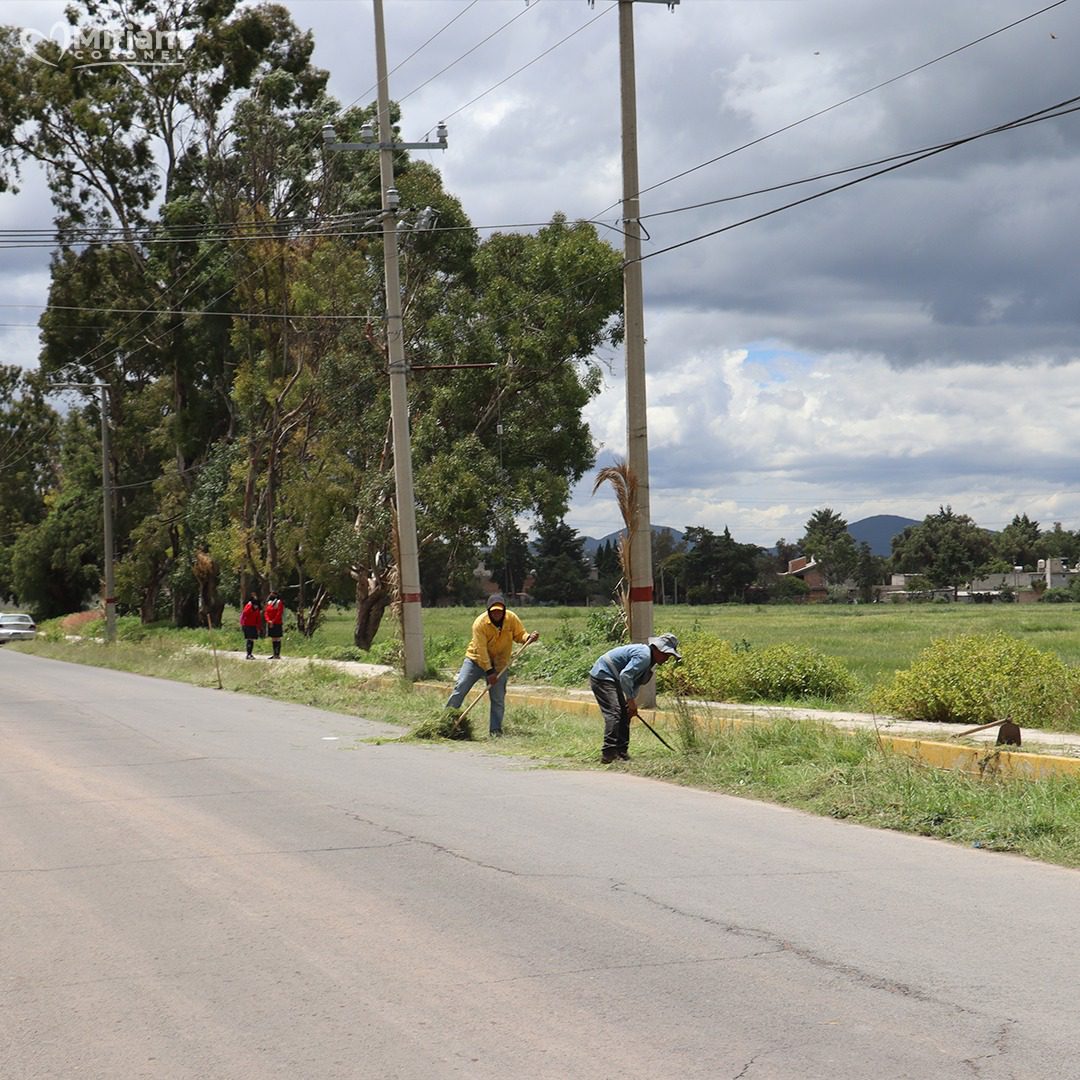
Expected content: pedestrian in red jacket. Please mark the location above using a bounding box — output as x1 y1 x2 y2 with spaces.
264 591 284 659
240 592 262 659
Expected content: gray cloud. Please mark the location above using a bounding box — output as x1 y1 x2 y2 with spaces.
3 0 1079 542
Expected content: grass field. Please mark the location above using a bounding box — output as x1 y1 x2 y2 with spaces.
369 601 1080 694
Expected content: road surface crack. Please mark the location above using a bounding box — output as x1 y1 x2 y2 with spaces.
961 1018 1018 1076
612 881 984 1016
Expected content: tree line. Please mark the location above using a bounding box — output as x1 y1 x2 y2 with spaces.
557 507 1080 607
0 1 623 644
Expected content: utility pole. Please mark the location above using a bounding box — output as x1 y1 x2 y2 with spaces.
98 382 116 644
52 381 116 643
613 0 678 704
322 0 447 679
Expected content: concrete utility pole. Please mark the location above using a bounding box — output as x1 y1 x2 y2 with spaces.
613 0 678 704
52 381 116 643
322 0 447 679
98 382 116 644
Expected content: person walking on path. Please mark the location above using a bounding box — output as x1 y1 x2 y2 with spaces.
589 633 682 763
264 591 285 659
240 592 263 659
445 593 539 736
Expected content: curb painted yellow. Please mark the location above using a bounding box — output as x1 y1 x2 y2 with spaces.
391 677 1080 781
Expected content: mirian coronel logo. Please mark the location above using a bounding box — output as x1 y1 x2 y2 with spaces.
20 22 189 70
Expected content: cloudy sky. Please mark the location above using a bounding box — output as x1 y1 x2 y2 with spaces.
3 0 1079 546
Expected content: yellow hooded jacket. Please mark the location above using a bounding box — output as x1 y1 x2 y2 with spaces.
465 603 528 674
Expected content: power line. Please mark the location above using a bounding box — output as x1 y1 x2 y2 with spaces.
23 303 380 321
394 0 542 106
639 102 1078 222
637 94 1080 264
339 0 481 117
437 3 617 126
592 0 1071 219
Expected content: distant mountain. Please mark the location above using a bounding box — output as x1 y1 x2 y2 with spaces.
847 515 919 557
582 525 685 559
581 517 915 560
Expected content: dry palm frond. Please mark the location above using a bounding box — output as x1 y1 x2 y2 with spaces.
592 459 639 630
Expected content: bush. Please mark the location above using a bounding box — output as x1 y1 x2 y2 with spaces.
657 632 857 703
1041 588 1073 603
872 632 1080 731
742 643 858 701
323 645 366 662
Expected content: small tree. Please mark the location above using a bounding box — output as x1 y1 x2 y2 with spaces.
800 508 857 585
532 518 589 605
891 506 993 599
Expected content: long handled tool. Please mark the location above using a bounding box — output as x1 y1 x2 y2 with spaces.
951 716 1021 746
632 709 675 751
457 637 535 722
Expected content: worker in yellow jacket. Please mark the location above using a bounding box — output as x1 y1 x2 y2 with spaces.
445 593 539 736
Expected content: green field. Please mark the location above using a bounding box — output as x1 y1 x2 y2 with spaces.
366 601 1080 694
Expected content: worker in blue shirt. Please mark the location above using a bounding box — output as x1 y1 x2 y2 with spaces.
589 633 682 764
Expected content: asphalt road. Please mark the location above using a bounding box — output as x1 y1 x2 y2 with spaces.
2 650 1078 1079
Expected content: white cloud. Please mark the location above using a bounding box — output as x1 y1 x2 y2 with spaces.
569 346 1080 545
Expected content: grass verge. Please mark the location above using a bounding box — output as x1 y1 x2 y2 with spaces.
13 637 1080 869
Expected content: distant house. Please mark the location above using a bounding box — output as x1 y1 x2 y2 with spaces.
964 557 1074 603
881 558 1076 604
779 556 828 601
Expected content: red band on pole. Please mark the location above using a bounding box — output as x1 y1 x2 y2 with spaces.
629 585 653 602
401 592 422 604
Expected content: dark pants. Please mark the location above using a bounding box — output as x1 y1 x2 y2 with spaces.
591 676 628 755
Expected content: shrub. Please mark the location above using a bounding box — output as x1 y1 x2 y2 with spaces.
1040 588 1072 604
659 633 743 700
657 632 857 703
741 643 858 701
323 645 366 662
872 632 1080 731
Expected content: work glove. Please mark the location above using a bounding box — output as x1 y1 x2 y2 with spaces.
486 670 499 687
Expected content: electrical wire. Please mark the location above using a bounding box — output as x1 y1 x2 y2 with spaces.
636 93 1080 263
395 0 542 106
591 0 1071 219
339 0 481 117
638 100 1078 222
438 2 617 125
8 92 1076 335
23 304 380 321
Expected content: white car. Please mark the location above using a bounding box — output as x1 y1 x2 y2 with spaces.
0 613 37 643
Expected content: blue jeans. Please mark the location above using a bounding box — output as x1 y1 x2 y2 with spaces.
446 658 508 734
